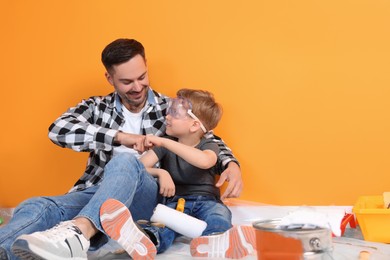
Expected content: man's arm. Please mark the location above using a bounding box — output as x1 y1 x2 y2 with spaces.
204 132 240 170
48 95 147 154
48 97 118 152
114 131 146 153
204 132 243 199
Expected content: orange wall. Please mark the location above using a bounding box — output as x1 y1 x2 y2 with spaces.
1 0 390 207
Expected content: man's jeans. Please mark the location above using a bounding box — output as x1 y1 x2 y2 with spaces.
145 195 232 254
0 153 160 260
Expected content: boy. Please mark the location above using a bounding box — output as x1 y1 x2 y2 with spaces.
100 89 256 259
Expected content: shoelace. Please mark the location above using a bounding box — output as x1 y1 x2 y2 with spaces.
41 222 79 241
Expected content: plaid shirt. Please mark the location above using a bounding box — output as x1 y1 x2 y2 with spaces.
48 87 238 192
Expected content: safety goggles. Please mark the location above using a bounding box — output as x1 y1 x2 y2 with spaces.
167 97 207 133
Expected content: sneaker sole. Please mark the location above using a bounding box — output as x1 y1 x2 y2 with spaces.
12 239 86 260
100 199 157 260
12 239 44 260
190 225 256 259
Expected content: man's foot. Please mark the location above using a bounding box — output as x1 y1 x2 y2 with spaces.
190 225 256 259
100 199 157 260
11 221 89 260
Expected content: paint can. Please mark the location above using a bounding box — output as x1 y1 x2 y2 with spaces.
253 219 333 260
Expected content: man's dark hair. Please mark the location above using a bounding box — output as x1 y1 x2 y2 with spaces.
101 39 145 72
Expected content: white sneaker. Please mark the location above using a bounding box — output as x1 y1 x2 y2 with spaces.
100 198 157 260
12 221 89 260
0 246 9 260
190 225 256 259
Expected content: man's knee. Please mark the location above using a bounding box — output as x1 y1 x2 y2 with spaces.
111 153 137 164
106 153 139 169
16 197 53 211
15 197 61 224
104 153 142 178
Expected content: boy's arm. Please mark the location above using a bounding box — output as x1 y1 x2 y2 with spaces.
139 149 159 168
145 135 217 169
144 168 175 197
140 151 176 197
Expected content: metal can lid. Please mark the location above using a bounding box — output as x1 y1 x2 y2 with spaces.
253 219 329 234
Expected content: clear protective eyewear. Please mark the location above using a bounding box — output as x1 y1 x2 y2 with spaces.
167 97 207 133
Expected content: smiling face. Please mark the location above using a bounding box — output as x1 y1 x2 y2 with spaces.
105 54 149 113
166 97 207 133
165 113 195 138
164 97 207 139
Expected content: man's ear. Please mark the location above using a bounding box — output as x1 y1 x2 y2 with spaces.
105 72 114 86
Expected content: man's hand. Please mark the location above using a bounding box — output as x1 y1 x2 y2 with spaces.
215 162 243 200
115 131 146 153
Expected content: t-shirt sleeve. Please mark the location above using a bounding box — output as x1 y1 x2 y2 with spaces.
199 139 220 156
152 136 175 160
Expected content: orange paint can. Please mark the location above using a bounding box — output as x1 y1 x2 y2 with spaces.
253 219 333 260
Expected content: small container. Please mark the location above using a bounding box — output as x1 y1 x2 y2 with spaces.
253 219 333 260
352 195 390 243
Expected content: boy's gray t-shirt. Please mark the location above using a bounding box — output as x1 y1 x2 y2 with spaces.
152 136 220 198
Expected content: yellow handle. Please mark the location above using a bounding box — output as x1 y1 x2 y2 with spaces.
176 198 185 212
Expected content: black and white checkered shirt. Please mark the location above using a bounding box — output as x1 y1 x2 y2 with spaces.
48 87 238 192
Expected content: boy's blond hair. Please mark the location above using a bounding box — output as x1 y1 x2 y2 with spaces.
177 88 223 132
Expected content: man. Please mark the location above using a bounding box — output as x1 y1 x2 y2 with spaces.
0 38 243 260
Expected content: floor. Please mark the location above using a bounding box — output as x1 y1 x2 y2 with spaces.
2 201 390 259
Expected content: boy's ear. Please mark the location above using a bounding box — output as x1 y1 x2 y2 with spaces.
190 121 202 133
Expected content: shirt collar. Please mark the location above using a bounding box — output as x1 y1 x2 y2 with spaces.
114 87 156 114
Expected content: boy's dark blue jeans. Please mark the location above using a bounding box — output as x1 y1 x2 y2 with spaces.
144 195 232 254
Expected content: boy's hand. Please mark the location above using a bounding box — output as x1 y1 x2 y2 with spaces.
144 134 163 148
156 169 176 197
115 132 146 153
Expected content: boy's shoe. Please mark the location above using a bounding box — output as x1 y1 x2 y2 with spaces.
190 225 256 259
100 199 157 260
11 221 89 260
